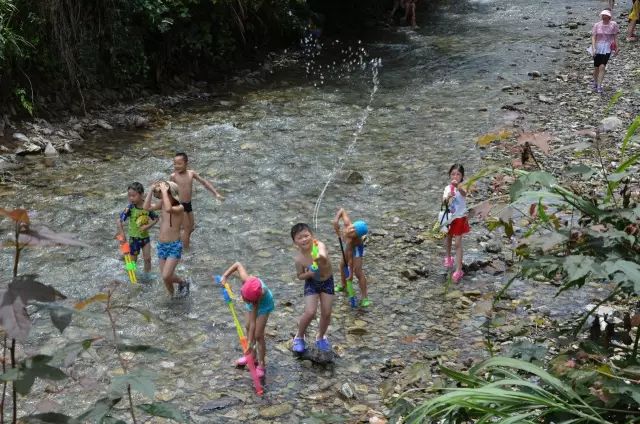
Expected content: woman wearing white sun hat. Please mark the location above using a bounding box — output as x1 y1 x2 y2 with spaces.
591 9 620 94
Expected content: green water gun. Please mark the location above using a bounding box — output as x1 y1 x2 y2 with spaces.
310 240 319 272
338 238 357 308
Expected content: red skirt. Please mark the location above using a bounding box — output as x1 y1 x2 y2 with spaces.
448 217 470 236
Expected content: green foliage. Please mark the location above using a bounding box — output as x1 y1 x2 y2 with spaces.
109 368 156 399
136 402 188 422
400 357 633 424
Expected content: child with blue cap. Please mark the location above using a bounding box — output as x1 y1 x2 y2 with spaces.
333 208 370 307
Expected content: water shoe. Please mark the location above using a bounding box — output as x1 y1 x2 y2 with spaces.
315 337 331 352
292 337 306 353
452 270 464 283
360 297 372 308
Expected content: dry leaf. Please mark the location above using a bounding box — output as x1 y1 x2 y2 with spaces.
468 200 493 220
0 208 30 224
74 293 109 310
631 314 640 327
18 226 89 248
476 129 512 147
517 132 552 154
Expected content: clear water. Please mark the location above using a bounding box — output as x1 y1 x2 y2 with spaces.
0 0 603 420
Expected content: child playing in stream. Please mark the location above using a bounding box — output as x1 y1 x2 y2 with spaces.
116 182 158 274
333 208 370 307
143 180 189 297
170 152 224 250
220 262 274 378
442 163 470 283
290 223 334 353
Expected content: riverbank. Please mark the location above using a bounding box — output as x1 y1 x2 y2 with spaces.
380 0 640 419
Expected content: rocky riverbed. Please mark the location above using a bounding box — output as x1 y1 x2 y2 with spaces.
1 1 639 423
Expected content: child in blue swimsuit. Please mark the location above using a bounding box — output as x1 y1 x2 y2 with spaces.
333 208 370 307
220 262 274 378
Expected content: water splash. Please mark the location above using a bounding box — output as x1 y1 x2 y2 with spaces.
312 57 381 231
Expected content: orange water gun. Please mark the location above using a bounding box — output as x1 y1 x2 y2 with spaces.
116 234 137 284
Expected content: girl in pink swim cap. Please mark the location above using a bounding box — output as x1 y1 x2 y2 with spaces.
220 262 274 378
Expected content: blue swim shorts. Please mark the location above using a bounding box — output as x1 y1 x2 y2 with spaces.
245 285 275 316
129 236 150 256
157 240 182 260
352 244 365 258
304 275 335 296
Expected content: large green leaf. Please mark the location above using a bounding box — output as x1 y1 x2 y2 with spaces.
15 355 67 395
510 171 557 202
109 368 156 399
137 402 188 422
49 305 74 334
563 255 601 286
620 114 640 158
604 260 640 294
76 397 121 422
0 275 67 340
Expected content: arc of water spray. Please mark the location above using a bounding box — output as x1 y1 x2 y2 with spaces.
312 58 381 231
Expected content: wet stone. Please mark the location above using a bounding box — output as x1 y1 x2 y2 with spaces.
259 402 293 418
197 397 241 414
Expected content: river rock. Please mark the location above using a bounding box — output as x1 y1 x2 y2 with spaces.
484 240 502 253
600 116 623 132
44 142 58 157
197 397 241 414
346 171 364 184
339 382 356 399
15 142 42 155
12 132 30 143
538 94 554 104
96 119 114 130
528 71 541 78
259 403 293 418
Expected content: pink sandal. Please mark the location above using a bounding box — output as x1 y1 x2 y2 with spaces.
256 366 265 378
452 270 464 283
236 356 258 367
443 256 454 268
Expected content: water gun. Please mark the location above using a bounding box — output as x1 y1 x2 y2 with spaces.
338 238 357 308
310 240 320 272
116 234 137 284
215 275 264 396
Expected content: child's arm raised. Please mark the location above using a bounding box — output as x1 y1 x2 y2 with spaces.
160 184 183 214
143 186 162 211
332 208 352 236
221 262 251 282
192 171 224 199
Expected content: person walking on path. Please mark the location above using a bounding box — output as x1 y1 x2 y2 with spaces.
591 9 620 94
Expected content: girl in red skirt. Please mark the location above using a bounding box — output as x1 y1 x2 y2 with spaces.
443 164 470 283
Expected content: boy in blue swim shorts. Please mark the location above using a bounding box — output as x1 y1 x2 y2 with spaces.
220 261 274 378
333 208 370 307
291 223 334 353
144 181 189 297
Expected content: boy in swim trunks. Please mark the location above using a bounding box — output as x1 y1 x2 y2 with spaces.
220 261 274 378
144 180 189 297
170 152 224 250
116 182 158 273
333 208 370 307
290 223 334 353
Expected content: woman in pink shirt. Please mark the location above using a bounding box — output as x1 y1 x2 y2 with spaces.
591 9 620 94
